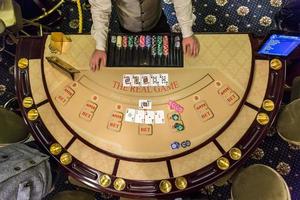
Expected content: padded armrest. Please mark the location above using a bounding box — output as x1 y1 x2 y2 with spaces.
0 19 6 34
0 0 16 28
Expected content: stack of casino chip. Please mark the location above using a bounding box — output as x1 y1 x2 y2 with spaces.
151 35 157 57
146 35 152 48
139 35 145 48
139 35 147 65
122 36 128 65
133 36 139 65
115 36 122 65
163 36 169 57
122 36 128 48
174 36 182 67
109 36 117 66
157 36 163 56
111 35 116 44
116 36 122 48
144 35 152 65
175 36 181 48
134 35 139 49
127 36 134 66
128 36 134 48
107 34 182 67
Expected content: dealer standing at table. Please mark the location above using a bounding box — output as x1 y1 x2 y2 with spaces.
89 0 200 71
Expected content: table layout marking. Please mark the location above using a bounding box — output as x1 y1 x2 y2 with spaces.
77 73 215 106
35 99 49 108
166 160 174 178
112 159 120 176
65 136 76 150
245 101 260 111
78 100 98 121
213 139 226 154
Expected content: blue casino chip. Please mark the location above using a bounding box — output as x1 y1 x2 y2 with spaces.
181 140 191 148
171 142 180 149
185 140 191 146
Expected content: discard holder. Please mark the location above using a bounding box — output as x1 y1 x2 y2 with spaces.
106 33 184 67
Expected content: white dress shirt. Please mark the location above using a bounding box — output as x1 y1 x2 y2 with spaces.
89 0 195 51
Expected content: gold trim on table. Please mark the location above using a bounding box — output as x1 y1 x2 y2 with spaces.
60 152 72 165
99 174 112 188
113 178 126 191
23 97 34 108
217 157 230 170
270 58 282 70
159 180 172 193
50 143 63 155
256 113 269 125
229 148 242 160
175 177 188 190
262 99 275 111
18 58 29 69
27 109 39 121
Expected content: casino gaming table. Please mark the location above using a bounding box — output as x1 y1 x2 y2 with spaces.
15 33 285 198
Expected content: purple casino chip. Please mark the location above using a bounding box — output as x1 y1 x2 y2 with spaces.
146 35 152 48
171 142 180 149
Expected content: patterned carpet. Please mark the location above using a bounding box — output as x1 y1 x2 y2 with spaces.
1 0 300 199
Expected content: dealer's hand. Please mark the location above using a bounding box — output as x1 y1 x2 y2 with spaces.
89 49 107 71
182 35 200 57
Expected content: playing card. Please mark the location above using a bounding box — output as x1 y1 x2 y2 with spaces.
150 74 160 86
138 99 152 110
123 74 132 87
160 74 169 86
145 111 155 124
132 74 141 86
134 110 145 124
125 108 136 122
141 74 151 86
154 110 165 124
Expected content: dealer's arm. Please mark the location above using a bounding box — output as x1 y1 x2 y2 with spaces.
89 0 111 71
173 0 199 57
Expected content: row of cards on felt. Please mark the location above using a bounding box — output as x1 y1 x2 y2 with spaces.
123 73 169 87
125 109 165 124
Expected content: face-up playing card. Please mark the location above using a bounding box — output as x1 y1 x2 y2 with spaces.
123 74 132 87
138 100 152 110
125 108 136 122
132 74 141 87
141 74 151 86
145 111 155 124
160 74 169 86
150 74 160 86
154 110 165 124
134 110 145 124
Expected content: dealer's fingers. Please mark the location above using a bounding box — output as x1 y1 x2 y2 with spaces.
100 55 107 68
